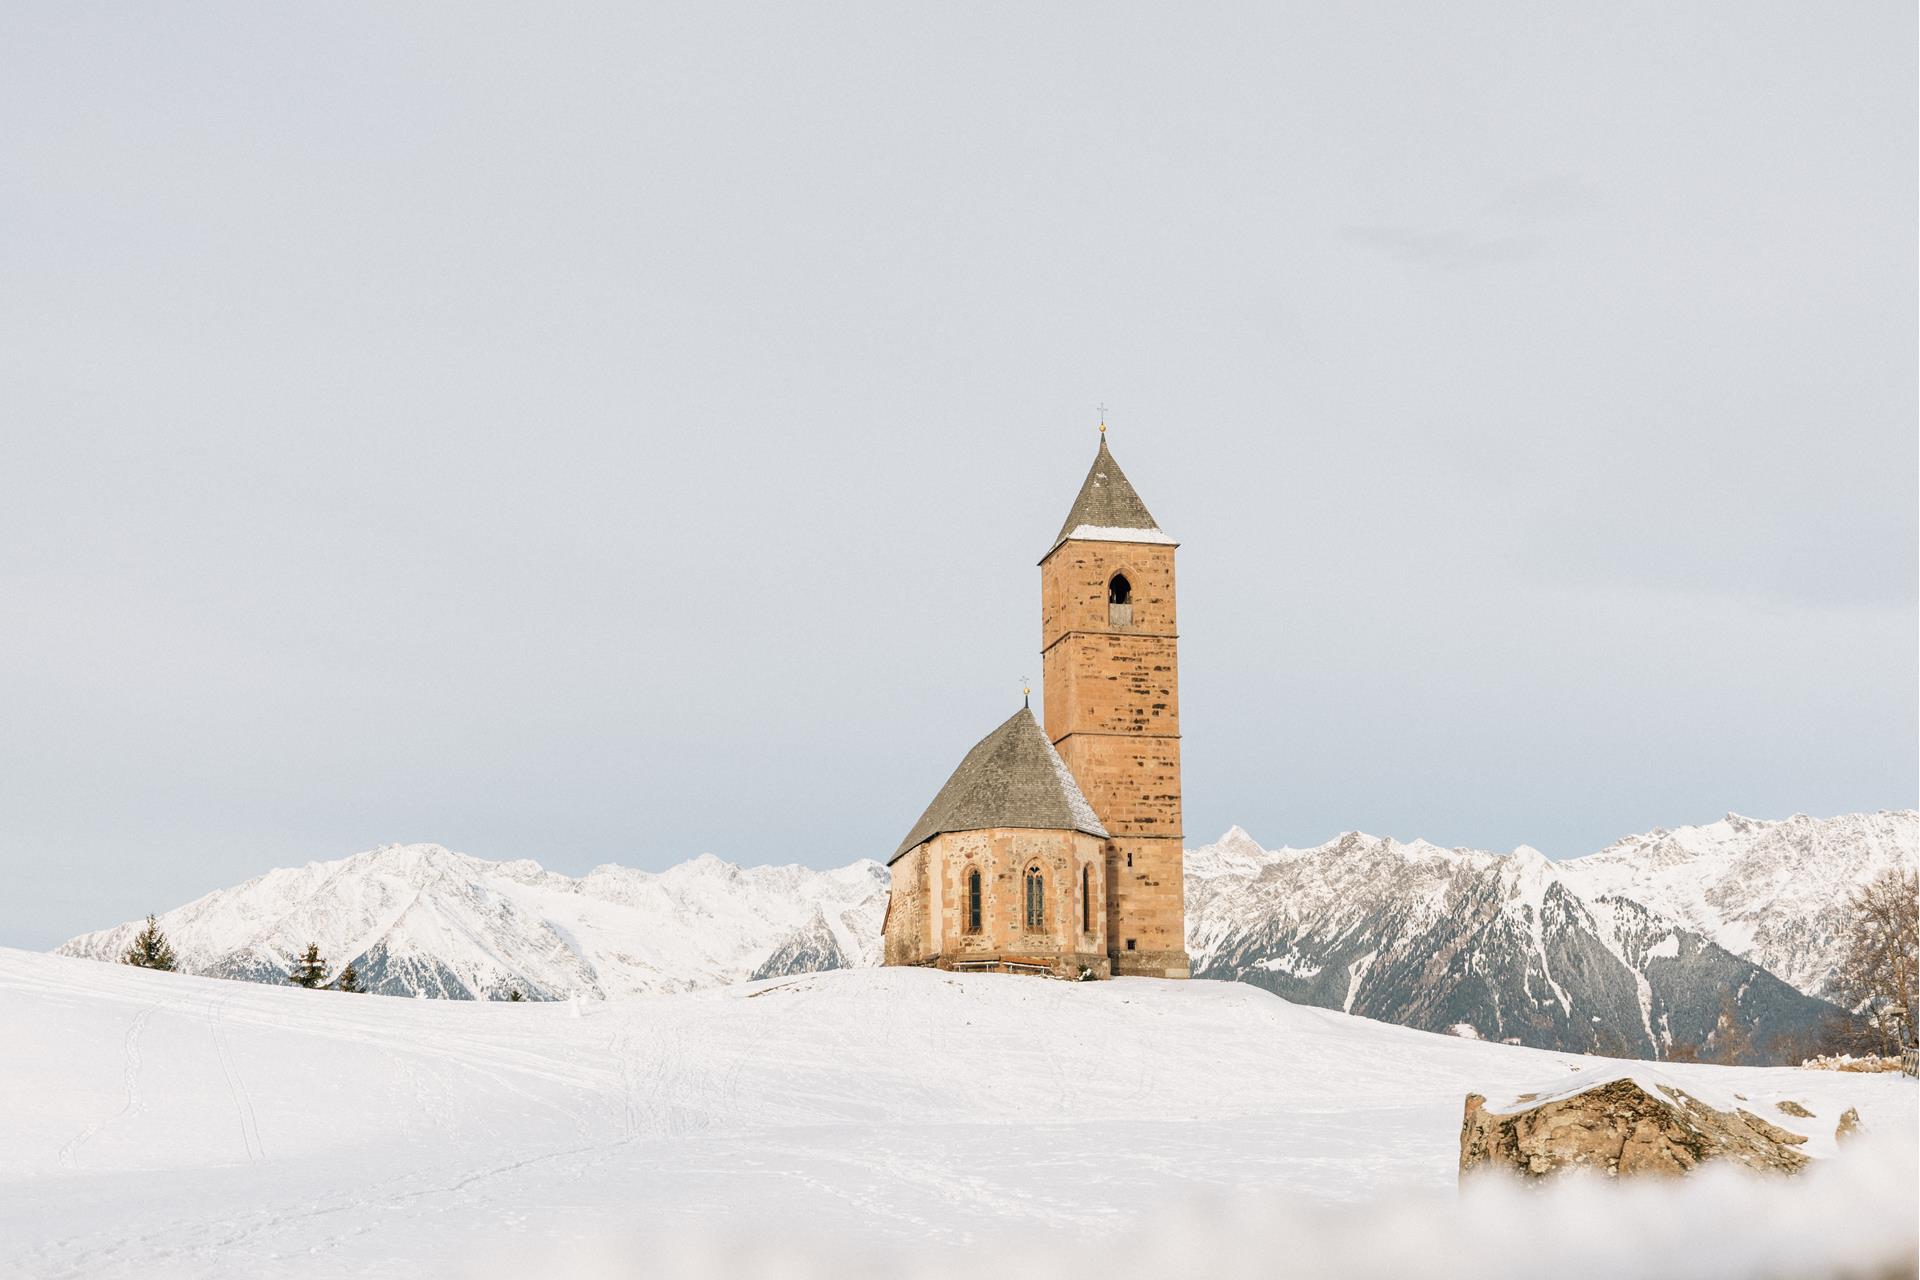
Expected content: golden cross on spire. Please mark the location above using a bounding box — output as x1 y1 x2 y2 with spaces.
1022 675 1031 709
1097 403 1108 434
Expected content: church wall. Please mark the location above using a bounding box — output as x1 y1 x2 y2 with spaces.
881 845 931 967
1102 836 1188 978
1053 732 1181 837
1039 539 1177 643
1042 633 1180 740
1041 535 1190 979
1055 732 1187 977
885 829 1109 978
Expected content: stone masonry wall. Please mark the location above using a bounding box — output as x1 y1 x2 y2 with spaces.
883 829 1110 978
881 844 930 967
1040 537 1190 978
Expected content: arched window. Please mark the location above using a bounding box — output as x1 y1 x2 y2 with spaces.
965 868 982 934
1108 573 1133 626
1024 865 1045 931
1080 864 1091 932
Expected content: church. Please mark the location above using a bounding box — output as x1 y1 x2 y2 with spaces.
881 432 1190 980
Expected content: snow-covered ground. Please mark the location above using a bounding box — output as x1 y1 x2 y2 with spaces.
3 948 1913 1279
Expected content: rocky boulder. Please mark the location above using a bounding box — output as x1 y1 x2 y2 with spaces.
1460 1067 1817 1180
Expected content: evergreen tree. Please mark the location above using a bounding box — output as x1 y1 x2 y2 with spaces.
507 988 526 1002
287 942 330 989
334 961 364 994
120 915 179 971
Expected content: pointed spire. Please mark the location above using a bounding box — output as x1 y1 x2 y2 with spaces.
1046 436 1175 556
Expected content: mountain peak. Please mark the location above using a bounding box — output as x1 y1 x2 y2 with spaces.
1215 826 1266 855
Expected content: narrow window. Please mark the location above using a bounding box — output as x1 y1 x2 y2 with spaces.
965 868 982 934
1081 864 1091 933
1108 574 1133 627
1024 865 1045 931
1126 938 1137 952
1126 851 1133 868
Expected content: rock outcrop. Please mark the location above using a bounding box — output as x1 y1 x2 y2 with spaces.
1460 1068 1812 1180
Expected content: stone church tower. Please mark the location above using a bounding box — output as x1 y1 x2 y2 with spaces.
880 431 1189 980
1041 436 1190 978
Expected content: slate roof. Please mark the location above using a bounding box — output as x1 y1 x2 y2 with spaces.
1047 437 1169 555
890 708 1108 863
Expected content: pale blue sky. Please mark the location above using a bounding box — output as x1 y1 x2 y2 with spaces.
2 3 1914 947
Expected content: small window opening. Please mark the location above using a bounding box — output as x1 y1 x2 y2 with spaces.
1107 574 1133 627
1126 851 1133 868
1081 864 1091 933
965 868 982 934
1024 865 1045 931
1125 938 1137 952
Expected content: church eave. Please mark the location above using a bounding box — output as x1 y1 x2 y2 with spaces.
886 821 1105 867
1037 529 1181 566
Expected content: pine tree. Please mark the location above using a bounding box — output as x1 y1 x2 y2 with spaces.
120 915 179 971
507 988 526 1002
334 961 364 994
287 942 330 989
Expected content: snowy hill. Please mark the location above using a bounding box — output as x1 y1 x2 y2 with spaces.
57 844 886 1000
1184 829 1838 1062
1556 810 1918 997
2 948 1911 1279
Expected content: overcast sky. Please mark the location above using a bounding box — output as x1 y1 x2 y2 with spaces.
2 3 1913 948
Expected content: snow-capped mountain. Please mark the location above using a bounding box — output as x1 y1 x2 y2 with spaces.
1184 828 1839 1063
57 843 887 1000
57 810 1914 1064
1555 811 1917 998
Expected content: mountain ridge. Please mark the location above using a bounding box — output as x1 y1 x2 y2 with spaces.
57 810 1915 1062
59 842 887 1000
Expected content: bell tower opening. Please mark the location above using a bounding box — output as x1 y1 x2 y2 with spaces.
1107 573 1132 627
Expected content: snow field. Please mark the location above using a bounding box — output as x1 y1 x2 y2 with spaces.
2 948 1913 1279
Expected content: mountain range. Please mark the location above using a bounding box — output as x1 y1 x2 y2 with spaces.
58 810 1915 1063
60 844 884 1000
1183 812 1914 1061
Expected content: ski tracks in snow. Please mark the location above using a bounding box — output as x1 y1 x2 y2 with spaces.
57 1001 157 1171
205 991 265 1164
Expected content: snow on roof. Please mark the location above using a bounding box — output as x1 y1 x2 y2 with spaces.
1060 524 1178 545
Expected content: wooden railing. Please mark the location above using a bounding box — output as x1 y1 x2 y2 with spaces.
950 959 1057 978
